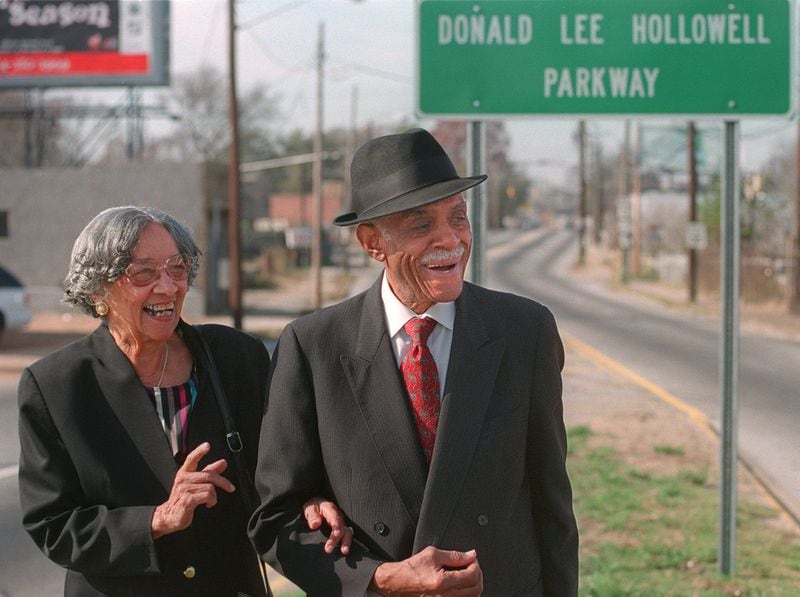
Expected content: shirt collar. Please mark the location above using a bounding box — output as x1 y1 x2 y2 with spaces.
381 271 456 337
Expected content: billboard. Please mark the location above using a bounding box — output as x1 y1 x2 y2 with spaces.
0 0 169 88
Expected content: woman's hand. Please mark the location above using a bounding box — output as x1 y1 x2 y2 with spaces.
151 443 235 540
302 497 353 555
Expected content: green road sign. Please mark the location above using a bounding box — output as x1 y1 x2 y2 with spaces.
417 0 794 118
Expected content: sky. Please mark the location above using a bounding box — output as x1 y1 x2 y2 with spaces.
67 0 800 187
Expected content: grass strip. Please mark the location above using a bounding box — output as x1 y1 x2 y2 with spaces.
569 425 800 595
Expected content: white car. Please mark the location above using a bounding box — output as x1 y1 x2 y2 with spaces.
0 265 32 341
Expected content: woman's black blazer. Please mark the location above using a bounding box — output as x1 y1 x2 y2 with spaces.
18 320 269 596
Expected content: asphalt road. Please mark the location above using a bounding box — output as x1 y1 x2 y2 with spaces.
487 227 800 524
0 377 65 596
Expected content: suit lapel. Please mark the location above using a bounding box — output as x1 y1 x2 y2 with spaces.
90 325 177 494
339 278 428 525
414 284 506 551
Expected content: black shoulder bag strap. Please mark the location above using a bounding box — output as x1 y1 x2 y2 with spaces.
192 324 259 515
193 324 271 596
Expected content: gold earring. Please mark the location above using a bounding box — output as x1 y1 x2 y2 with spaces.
95 302 109 317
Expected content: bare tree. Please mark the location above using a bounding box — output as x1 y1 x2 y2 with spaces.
154 65 281 163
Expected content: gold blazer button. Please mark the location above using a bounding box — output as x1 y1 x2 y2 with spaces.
183 566 196 579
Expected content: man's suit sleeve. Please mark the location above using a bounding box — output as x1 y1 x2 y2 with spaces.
527 307 579 596
17 368 160 576
248 324 384 596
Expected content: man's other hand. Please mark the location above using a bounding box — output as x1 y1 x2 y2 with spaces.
370 546 483 596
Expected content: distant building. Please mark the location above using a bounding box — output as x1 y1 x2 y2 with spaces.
267 180 344 228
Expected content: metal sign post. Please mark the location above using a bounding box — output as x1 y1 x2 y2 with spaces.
467 121 487 286
719 121 740 575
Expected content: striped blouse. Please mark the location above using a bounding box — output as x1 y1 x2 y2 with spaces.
146 375 198 460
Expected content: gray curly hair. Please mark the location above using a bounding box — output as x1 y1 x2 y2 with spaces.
63 206 202 316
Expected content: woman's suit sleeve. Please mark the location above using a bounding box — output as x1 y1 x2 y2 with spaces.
17 367 161 576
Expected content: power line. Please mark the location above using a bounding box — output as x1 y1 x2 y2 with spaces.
199 1 226 65
328 58 410 84
242 27 313 74
237 0 309 30
240 150 342 172
236 0 408 84
242 26 407 84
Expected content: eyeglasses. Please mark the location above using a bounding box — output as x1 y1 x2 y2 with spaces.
124 254 192 286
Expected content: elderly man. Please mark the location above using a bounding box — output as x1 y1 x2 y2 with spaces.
249 128 578 596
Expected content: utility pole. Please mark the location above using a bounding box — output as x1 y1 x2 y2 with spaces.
227 0 243 329
342 84 358 274
618 120 631 281
578 120 587 265
792 112 800 313
310 22 324 311
344 84 358 215
593 139 604 246
631 121 642 277
688 122 699 303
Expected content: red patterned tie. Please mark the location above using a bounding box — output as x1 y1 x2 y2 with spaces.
401 317 440 465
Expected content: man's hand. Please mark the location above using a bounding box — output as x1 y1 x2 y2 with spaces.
303 497 354 555
151 443 235 540
370 546 483 596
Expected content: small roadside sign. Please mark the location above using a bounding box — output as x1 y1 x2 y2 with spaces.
685 222 708 250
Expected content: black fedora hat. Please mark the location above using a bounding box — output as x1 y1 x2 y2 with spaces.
333 128 487 226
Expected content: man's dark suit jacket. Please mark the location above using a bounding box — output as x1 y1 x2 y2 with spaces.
249 278 578 596
18 321 269 597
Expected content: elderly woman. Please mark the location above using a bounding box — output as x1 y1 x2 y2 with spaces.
18 206 349 596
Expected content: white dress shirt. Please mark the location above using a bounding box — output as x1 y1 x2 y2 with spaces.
381 272 455 399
